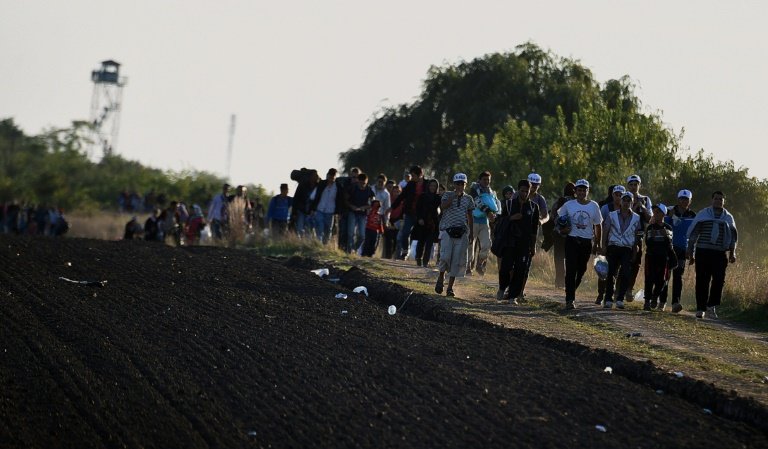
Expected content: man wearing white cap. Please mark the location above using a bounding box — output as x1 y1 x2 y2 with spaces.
557 179 602 309
600 191 642 309
625 174 653 301
642 203 678 311
467 171 500 276
525 173 549 224
660 189 697 312
435 173 475 297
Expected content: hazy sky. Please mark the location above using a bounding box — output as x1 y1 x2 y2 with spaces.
2 1 767 194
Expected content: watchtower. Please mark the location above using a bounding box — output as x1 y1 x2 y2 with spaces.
89 60 127 157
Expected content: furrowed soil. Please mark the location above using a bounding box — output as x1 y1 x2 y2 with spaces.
1 235 767 448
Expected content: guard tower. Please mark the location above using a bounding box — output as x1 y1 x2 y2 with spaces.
89 60 127 158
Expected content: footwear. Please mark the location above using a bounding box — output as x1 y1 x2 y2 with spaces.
624 292 634 303
616 300 625 309
671 303 683 314
496 289 505 301
707 306 718 319
510 298 519 305
643 301 652 311
416 260 422 267
650 300 658 309
465 269 473 276
517 295 528 304
658 302 667 312
476 263 486 276
695 310 705 319
595 295 604 305
603 300 613 309
446 289 455 297
565 301 576 310
435 275 444 294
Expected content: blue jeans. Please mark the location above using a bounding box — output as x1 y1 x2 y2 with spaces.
295 211 314 238
314 211 335 244
347 213 367 253
397 214 417 258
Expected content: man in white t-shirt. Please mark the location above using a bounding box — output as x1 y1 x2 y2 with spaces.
557 179 602 309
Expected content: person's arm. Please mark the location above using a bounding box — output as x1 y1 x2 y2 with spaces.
440 192 454 210
729 217 738 263
601 218 610 254
538 196 550 224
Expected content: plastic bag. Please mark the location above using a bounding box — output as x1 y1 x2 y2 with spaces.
593 255 608 280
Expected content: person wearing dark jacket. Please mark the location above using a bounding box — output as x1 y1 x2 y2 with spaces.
643 203 679 311
496 180 540 304
144 209 161 241
660 189 697 312
310 168 344 244
411 179 441 267
391 165 426 259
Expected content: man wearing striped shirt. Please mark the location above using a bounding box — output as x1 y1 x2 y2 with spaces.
686 191 738 318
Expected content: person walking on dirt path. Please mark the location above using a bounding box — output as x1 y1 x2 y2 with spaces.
144 208 161 242
600 191 641 309
557 179 602 310
207 183 231 240
336 167 361 252
391 165 426 260
496 179 540 304
642 203 678 311
435 173 475 298
625 174 653 302
346 172 376 254
361 199 384 257
467 171 500 276
660 189 697 313
595 185 624 304
383 180 401 259
686 191 738 319
185 204 206 245
267 184 292 237
311 168 342 245
411 179 441 267
548 182 576 290
373 174 392 252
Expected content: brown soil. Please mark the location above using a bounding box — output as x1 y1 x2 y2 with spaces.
1 235 767 448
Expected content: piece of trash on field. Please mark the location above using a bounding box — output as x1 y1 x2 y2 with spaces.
603 367 612 374
625 332 642 337
335 293 348 299
65 262 72 267
703 408 713 415
656 390 664 395
595 425 607 432
674 371 684 378
341 310 348 315
247 431 257 437
353 286 368 296
310 268 329 277
58 277 107 287
634 289 645 301
388 305 397 315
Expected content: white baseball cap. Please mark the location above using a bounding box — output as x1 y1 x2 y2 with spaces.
575 179 590 188
613 185 626 194
626 174 642 183
527 173 542 184
453 173 468 183
652 203 668 215
677 189 693 199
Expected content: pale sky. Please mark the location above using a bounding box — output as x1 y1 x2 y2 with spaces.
2 1 767 195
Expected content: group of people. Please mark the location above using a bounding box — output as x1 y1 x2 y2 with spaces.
1 202 69 236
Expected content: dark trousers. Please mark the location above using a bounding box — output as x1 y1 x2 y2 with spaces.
337 211 349 251
415 238 435 266
499 245 532 299
565 236 593 303
694 248 728 311
361 229 380 257
626 247 643 297
660 247 687 304
382 227 398 259
644 254 669 303
553 236 566 289
604 245 633 302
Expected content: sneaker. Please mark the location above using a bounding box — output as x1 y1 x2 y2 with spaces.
658 302 667 312
707 306 718 319
695 310 705 319
435 275 444 294
616 300 625 309
603 300 613 309
643 301 652 311
446 289 455 297
565 301 576 310
650 300 658 309
510 297 519 305
671 303 683 314
496 289 505 301
595 295 604 305
465 268 473 276
624 292 634 303
416 260 422 267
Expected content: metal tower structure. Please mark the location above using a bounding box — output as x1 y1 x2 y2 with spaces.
89 60 127 158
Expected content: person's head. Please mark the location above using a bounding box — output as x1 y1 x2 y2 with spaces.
527 173 542 194
409 165 424 179
357 173 369 187
574 179 590 201
350 167 361 185
612 185 626 204
652 203 668 221
563 182 576 198
677 189 692 209
392 184 402 195
222 183 231 194
385 179 396 193
371 199 381 210
375 173 387 189
279 183 289 196
169 200 178 210
453 173 467 194
626 174 642 194
620 192 633 211
517 179 531 202
478 171 491 188
502 185 515 200
403 170 412 182
712 191 725 209
326 168 338 183
236 185 247 197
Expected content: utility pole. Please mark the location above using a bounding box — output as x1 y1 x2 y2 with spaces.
226 114 236 181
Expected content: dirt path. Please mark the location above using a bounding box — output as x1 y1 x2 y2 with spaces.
370 258 768 406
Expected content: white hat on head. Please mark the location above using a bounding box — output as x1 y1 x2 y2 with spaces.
677 189 693 199
621 192 634 200
527 173 542 184
613 185 626 194
626 174 642 183
575 179 590 188
653 203 668 215
453 173 468 183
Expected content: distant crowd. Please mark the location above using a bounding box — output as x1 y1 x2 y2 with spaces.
1 202 70 236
